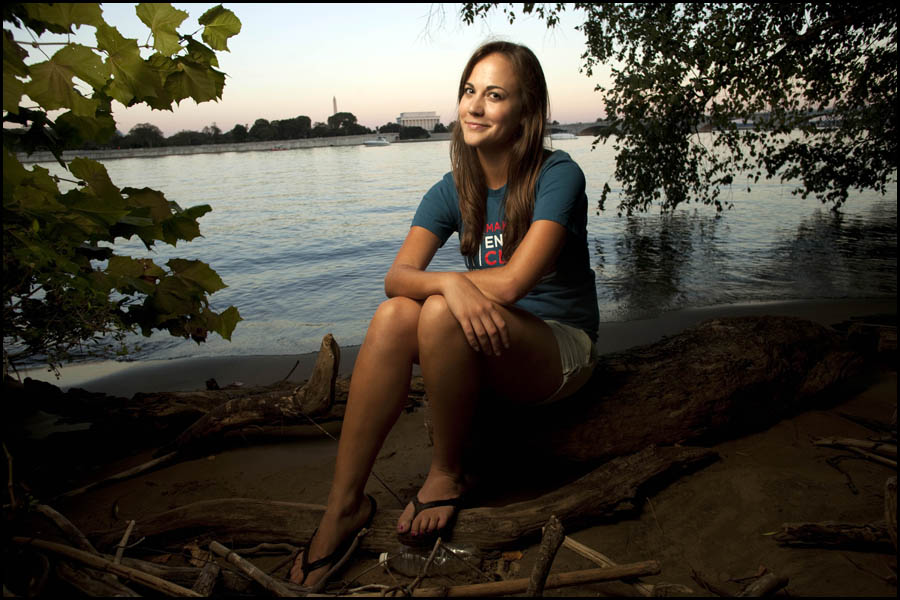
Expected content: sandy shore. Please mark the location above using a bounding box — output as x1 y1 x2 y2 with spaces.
21 297 897 399
8 297 896 597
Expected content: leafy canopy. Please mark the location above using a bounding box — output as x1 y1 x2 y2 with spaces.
462 3 897 215
3 3 242 372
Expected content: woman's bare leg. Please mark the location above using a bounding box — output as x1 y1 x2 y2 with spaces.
396 296 563 537
290 296 421 585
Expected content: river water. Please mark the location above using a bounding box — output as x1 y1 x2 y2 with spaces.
25 136 898 362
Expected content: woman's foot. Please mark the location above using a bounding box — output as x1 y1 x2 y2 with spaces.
397 470 467 539
289 494 375 587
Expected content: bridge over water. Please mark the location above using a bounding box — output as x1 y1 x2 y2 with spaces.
552 121 611 135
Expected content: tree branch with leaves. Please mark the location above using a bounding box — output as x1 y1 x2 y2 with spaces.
461 3 897 215
3 3 243 372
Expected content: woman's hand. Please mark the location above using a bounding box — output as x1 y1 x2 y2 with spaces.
442 272 510 356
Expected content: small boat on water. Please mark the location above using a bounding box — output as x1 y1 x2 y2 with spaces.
550 132 577 140
364 136 391 147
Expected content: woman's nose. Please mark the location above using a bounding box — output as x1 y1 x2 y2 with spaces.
467 94 484 115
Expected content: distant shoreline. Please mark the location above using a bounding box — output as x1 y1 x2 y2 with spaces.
16 131 453 164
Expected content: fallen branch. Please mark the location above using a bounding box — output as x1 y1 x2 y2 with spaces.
774 521 894 552
34 504 98 555
209 540 294 597
560 535 656 596
113 520 136 564
57 451 179 499
12 536 201 596
813 437 897 459
527 516 565 596
55 561 140 597
834 446 897 469
406 561 661 597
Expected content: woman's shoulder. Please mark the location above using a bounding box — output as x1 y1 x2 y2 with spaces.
539 149 586 185
541 149 581 172
423 171 459 207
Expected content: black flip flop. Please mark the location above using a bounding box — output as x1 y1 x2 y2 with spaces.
397 494 464 548
295 493 377 590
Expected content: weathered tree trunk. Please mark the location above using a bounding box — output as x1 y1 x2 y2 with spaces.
157 334 341 456
89 445 717 552
507 316 864 463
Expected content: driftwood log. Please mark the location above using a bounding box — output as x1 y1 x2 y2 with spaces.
90 445 717 552
157 333 342 456
510 315 865 462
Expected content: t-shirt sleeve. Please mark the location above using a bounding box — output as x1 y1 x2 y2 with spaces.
532 157 587 235
411 173 458 245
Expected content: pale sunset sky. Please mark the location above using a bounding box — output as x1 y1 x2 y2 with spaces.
17 3 612 136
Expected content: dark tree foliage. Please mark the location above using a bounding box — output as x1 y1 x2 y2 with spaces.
462 3 897 214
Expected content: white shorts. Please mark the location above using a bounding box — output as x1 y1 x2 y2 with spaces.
538 320 598 405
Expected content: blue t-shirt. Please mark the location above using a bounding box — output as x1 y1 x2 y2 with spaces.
411 150 599 340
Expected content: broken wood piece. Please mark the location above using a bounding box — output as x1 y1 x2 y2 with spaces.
114 520 136 564
837 446 897 468
774 521 894 552
209 540 294 597
406 561 661 597
886 477 897 551
814 437 897 459
191 560 220 596
58 451 179 499
737 571 788 596
527 516 565 596
561 535 656 596
34 504 98 555
12 536 201 596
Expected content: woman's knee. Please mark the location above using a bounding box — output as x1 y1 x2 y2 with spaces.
418 295 463 346
366 297 421 348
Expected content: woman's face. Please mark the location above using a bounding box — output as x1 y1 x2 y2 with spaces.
458 52 523 153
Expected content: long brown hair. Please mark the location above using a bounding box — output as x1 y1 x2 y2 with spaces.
451 41 550 259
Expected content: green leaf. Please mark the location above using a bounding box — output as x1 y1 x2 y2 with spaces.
62 188 130 231
2 147 30 189
53 43 109 89
3 31 29 113
54 110 117 147
95 23 161 105
69 157 124 206
136 3 189 56
23 52 101 117
167 258 227 294
210 305 242 340
122 187 174 223
183 35 219 67
23 3 104 33
198 5 242 51
164 59 224 104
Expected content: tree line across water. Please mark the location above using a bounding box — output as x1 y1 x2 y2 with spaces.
60 113 450 151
